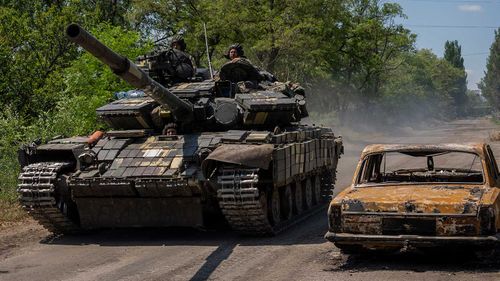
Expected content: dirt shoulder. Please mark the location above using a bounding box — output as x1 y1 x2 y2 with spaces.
0 218 47 259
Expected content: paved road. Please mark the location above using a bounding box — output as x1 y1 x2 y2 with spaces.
1 118 499 281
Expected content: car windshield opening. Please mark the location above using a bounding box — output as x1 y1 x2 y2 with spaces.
357 151 483 185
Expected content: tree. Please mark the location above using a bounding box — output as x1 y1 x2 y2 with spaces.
479 28 500 112
0 0 133 118
443 40 467 116
0 3 79 117
380 49 469 123
127 0 344 81
444 40 464 69
309 0 415 119
381 50 441 121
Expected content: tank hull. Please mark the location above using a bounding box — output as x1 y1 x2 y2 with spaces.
18 126 342 235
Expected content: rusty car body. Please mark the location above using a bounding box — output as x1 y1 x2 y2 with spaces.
325 143 500 252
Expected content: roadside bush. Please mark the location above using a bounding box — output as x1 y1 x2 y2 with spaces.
0 109 24 202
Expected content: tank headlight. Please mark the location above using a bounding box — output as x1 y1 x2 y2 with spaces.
78 150 97 169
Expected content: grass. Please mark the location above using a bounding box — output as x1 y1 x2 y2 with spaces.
0 146 27 225
0 165 26 226
0 176 27 227
0 199 26 227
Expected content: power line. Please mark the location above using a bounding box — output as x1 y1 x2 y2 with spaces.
394 0 500 3
407 24 498 29
462 52 489 56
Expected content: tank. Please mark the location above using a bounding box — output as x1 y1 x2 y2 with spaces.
16 24 343 235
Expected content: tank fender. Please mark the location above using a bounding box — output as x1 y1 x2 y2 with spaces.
201 144 274 178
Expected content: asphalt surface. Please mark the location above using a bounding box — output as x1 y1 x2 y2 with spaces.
1 118 499 281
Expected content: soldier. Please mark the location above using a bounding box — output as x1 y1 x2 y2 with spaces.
170 35 187 52
225 44 245 60
163 123 178 136
220 44 265 87
167 35 195 82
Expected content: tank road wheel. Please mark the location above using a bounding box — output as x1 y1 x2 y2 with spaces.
312 174 322 205
269 188 281 225
259 191 268 218
55 175 80 225
304 178 313 209
293 182 303 215
56 195 79 225
280 185 293 221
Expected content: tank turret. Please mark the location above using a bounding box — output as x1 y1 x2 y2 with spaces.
66 23 194 123
66 24 308 132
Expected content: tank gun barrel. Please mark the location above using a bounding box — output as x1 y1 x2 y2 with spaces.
66 23 193 122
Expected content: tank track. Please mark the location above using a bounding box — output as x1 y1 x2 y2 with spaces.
17 162 81 234
217 167 329 235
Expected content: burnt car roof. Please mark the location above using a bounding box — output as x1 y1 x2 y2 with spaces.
361 143 487 158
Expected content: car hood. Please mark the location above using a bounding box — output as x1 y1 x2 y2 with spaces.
339 185 486 215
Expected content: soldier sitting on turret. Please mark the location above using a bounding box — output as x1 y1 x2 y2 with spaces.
220 44 306 109
219 44 263 90
168 35 196 82
223 44 276 82
170 35 186 52
136 35 195 86
225 43 245 60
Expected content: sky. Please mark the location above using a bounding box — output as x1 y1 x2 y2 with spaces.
385 0 500 90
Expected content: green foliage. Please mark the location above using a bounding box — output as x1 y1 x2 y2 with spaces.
380 49 468 122
444 40 465 69
330 1 416 97
307 0 416 120
128 0 341 81
71 0 133 26
0 3 79 116
479 28 500 112
465 90 490 116
443 40 467 116
0 109 26 203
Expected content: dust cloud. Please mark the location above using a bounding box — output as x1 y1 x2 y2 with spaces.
304 83 481 139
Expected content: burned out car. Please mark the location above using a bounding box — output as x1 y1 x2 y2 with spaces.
325 143 500 252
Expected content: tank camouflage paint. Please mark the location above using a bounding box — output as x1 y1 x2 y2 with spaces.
17 24 343 235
